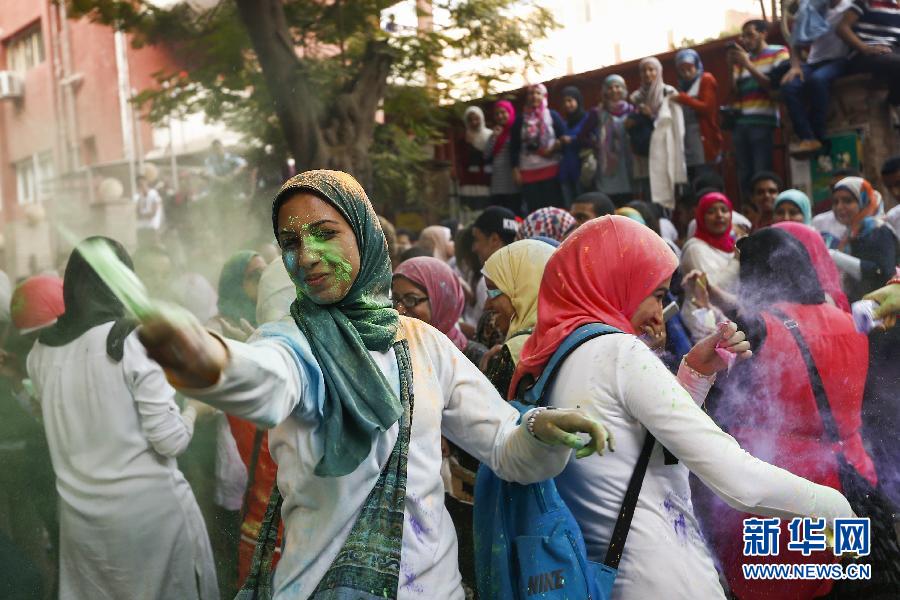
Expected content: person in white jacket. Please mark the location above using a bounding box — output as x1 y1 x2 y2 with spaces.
27 238 217 600
510 216 855 600
630 56 687 210
137 170 612 600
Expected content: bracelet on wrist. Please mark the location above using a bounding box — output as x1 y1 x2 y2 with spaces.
526 407 556 438
680 357 716 380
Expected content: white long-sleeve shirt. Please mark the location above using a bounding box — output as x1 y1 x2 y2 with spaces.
679 237 740 341
27 324 217 600
187 315 572 599
550 334 853 600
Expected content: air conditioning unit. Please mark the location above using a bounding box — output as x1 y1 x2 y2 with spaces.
0 71 24 99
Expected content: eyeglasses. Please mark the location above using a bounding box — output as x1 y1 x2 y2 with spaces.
486 288 505 299
393 294 429 309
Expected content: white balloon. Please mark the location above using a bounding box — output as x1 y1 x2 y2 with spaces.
98 178 125 204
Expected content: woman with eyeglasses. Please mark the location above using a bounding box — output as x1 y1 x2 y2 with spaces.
480 239 555 398
392 256 487 365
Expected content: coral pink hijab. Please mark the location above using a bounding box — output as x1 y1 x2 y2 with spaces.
510 215 678 397
393 256 468 351
772 221 851 313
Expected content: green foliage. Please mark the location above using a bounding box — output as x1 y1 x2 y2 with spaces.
67 0 557 200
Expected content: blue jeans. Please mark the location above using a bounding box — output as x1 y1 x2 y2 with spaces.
781 59 847 141
733 123 774 203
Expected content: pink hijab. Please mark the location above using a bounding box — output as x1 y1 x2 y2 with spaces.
511 216 678 397
772 221 851 313
393 256 468 350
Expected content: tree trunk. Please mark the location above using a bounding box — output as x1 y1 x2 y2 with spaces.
321 41 393 190
234 0 392 191
235 0 326 172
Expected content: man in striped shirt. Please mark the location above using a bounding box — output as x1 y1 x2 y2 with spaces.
838 0 900 107
729 20 791 202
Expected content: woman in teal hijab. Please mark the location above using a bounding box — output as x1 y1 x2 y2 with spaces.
208 250 266 342
773 189 812 225
138 170 611 600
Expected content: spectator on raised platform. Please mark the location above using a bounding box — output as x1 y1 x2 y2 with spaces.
628 57 687 210
838 0 900 109
484 100 522 215
511 84 566 213
782 0 855 157
729 20 791 202
558 86 590 207
672 49 723 180
457 106 492 211
578 75 635 206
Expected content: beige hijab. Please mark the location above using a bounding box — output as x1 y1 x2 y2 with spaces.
482 239 555 364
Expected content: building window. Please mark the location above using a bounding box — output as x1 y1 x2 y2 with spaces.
6 24 45 74
14 152 54 205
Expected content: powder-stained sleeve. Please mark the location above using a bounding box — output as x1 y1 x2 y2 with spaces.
182 321 324 429
122 332 195 457
425 324 573 484
617 338 854 523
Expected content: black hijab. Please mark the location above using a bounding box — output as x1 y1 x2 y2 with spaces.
562 85 586 128
39 237 138 361
737 228 826 308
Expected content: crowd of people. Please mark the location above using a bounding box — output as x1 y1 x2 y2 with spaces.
1 8 900 600
456 7 900 213
1 150 899 599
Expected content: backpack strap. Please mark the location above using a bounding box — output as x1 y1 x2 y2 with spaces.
522 323 622 407
603 431 656 569
768 308 841 444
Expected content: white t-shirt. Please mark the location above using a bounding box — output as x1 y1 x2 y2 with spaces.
812 209 847 241
549 334 853 600
135 188 164 230
806 0 854 65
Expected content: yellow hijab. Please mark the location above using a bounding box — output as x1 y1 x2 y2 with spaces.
482 239 555 363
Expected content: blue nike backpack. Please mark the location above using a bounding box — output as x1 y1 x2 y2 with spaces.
473 323 657 599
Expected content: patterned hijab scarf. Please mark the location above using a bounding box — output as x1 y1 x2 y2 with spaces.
272 170 401 478
522 83 555 153
834 176 883 249
517 207 577 242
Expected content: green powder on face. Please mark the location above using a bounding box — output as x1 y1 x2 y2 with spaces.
300 232 352 284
